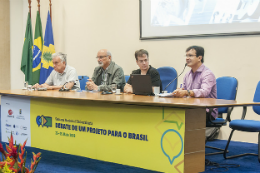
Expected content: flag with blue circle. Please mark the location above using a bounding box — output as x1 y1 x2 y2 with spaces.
32 11 43 85
39 11 55 84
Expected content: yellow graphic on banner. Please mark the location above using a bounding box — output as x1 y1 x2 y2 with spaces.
30 98 185 173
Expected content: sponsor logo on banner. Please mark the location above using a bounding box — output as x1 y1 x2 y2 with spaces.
36 115 52 128
13 125 19 128
8 109 13 115
16 115 25 120
6 130 15 134
15 131 19 135
6 124 11 127
20 126 27 130
21 133 28 136
7 109 14 118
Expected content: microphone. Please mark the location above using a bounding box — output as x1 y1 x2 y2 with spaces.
59 80 78 92
163 63 187 92
59 82 70 92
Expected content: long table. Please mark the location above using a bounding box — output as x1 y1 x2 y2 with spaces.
0 90 257 173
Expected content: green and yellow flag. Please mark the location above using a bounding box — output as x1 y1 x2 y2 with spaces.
20 12 33 85
32 11 43 85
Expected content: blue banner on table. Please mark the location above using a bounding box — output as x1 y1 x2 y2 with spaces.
39 11 55 84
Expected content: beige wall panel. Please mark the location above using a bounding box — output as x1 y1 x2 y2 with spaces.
0 0 10 90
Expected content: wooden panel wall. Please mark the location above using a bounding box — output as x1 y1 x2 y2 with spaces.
0 0 10 90
184 108 206 173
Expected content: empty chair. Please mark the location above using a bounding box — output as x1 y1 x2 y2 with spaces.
223 81 260 162
157 66 177 93
206 76 238 155
78 76 89 90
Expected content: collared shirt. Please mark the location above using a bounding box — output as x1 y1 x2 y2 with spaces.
183 64 218 119
45 65 80 90
100 64 111 86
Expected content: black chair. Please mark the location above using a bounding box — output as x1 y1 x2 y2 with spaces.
223 81 260 162
206 76 238 155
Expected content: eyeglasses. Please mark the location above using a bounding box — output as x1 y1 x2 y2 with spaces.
185 54 197 58
96 56 108 59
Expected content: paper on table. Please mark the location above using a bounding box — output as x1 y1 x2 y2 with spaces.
157 93 174 97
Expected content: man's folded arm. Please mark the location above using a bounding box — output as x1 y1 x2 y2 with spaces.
65 69 79 89
85 70 98 91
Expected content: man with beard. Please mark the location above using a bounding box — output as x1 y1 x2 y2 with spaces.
86 49 125 92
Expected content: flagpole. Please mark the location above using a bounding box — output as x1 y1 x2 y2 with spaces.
37 0 40 14
28 0 31 18
49 0 52 21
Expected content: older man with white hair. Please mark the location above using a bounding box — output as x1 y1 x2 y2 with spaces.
33 52 80 90
86 49 125 92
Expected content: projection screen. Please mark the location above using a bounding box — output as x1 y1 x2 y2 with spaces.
140 0 260 39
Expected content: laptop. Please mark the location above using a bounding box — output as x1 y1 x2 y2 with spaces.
131 74 154 95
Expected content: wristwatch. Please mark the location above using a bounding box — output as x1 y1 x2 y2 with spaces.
187 90 191 97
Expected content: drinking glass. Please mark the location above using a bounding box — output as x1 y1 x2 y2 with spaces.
111 84 117 93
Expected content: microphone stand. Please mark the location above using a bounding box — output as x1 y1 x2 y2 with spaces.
163 63 187 92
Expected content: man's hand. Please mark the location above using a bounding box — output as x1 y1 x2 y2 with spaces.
40 83 53 90
32 83 40 89
172 88 187 98
124 83 133 93
32 83 53 90
86 79 98 91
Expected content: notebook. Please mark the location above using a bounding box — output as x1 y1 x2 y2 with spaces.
130 74 154 95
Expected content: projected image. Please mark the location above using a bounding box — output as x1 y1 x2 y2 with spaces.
151 0 260 26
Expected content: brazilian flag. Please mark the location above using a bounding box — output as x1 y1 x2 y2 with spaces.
39 11 55 84
20 12 33 85
32 11 43 85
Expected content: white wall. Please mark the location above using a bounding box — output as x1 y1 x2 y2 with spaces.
10 0 260 143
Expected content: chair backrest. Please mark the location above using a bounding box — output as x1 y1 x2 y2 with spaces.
217 76 238 114
253 81 260 115
78 76 89 90
125 75 130 83
157 66 177 93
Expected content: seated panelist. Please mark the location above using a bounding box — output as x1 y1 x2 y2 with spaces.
124 49 162 93
172 46 218 120
86 49 125 92
32 52 80 90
